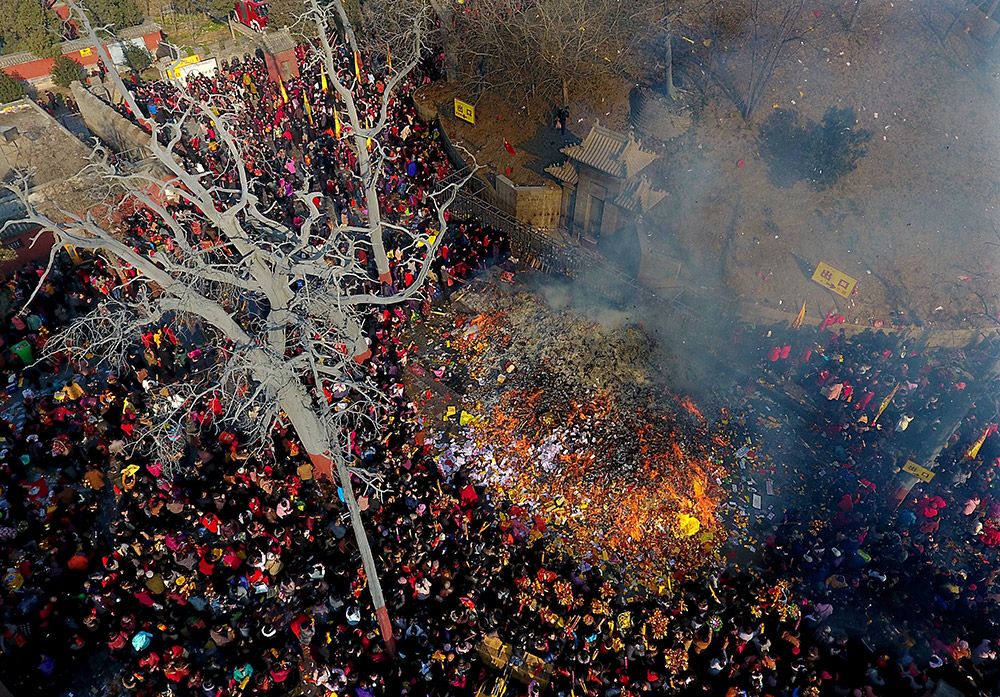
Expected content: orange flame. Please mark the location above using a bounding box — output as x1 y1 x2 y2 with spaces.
468 388 730 586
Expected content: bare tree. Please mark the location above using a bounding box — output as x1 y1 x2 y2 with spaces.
704 0 805 120
663 9 681 100
7 0 474 658
451 0 662 109
427 0 458 80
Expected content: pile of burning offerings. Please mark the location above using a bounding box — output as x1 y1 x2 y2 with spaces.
435 290 732 587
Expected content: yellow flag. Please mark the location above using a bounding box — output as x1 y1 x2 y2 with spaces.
965 425 996 460
791 301 806 329
320 65 328 93
278 78 288 104
387 42 392 71
872 384 899 425
303 91 313 125
354 51 364 84
334 109 341 139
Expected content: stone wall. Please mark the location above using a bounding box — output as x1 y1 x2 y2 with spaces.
495 175 561 230
71 81 150 157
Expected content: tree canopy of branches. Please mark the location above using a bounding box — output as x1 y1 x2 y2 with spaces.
83 0 144 30
266 0 360 34
0 71 26 104
122 41 153 72
10 0 473 658
50 54 84 87
702 0 806 120
0 0 63 57
450 0 663 107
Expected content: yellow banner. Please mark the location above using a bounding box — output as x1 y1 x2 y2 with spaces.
454 98 475 125
811 261 857 299
872 383 899 425
166 55 201 79
902 460 935 483
64 244 83 265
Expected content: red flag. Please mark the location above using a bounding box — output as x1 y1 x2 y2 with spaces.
504 139 516 156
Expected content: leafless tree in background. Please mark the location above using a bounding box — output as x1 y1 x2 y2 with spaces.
450 0 662 110
704 0 806 119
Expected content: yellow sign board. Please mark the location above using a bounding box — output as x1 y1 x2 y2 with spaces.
64 244 83 265
902 460 935 483
811 261 858 299
454 98 475 125
167 55 201 79
80 47 93 57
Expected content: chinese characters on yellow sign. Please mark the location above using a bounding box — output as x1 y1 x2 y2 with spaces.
902 460 935 483
811 261 858 299
166 55 202 79
454 98 475 125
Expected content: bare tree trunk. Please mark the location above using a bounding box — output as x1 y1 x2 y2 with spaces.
429 0 458 81
332 445 396 657
354 134 392 285
847 0 862 31
282 385 397 659
308 447 397 658
665 27 678 100
313 13 393 284
561 77 569 109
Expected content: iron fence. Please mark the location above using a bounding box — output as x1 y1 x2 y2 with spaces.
440 167 659 305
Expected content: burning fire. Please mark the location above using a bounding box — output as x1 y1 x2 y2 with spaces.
676 395 705 422
467 387 730 586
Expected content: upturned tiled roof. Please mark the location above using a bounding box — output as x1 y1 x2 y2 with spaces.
544 160 579 185
559 121 657 178
614 176 667 214
0 52 36 69
0 21 160 66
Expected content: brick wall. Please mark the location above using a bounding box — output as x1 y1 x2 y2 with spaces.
0 28 162 81
495 175 562 231
71 81 150 156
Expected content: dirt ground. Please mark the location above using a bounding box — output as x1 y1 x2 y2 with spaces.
416 79 631 186
645 0 1000 331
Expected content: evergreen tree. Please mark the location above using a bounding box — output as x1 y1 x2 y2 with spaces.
0 71 26 104
50 55 83 88
0 0 62 57
85 0 144 30
122 42 153 72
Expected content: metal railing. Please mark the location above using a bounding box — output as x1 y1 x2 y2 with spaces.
440 167 659 305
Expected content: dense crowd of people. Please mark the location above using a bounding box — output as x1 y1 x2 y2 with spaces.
2 23 1000 697
716 320 1000 696
10 249 997 697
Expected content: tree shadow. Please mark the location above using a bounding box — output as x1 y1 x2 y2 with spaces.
518 119 580 180
789 253 816 281
758 107 872 190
